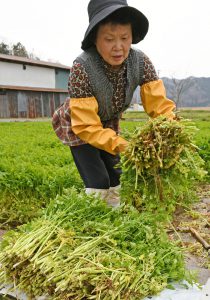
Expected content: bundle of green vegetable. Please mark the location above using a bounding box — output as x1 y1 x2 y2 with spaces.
0 188 194 300
120 116 207 217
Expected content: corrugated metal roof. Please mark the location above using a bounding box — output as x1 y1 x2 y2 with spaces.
0 53 71 70
0 84 68 93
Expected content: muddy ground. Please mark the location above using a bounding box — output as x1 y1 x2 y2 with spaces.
169 183 210 284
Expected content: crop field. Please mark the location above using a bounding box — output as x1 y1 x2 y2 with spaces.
0 110 209 228
0 111 209 299
0 122 83 227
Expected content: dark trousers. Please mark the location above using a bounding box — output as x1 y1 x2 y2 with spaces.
70 144 122 189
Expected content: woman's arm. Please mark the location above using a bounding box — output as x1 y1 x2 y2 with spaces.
140 54 176 119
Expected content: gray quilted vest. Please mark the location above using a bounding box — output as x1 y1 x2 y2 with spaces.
75 47 144 121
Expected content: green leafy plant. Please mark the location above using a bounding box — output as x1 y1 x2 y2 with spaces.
0 122 82 227
120 117 207 218
0 188 195 300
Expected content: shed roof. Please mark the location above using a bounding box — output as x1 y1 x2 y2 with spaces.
0 84 68 93
0 53 71 70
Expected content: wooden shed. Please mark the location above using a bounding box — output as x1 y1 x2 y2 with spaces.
0 54 70 118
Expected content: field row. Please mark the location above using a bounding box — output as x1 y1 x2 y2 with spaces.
0 113 209 227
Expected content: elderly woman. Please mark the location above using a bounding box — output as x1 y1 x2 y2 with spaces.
52 0 175 208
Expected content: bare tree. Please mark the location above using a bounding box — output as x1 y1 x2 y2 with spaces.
171 77 194 109
28 51 40 60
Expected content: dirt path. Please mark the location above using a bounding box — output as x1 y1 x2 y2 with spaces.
169 184 210 284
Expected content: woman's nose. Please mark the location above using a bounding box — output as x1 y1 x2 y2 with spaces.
113 39 123 50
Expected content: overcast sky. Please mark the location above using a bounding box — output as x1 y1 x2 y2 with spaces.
0 0 210 79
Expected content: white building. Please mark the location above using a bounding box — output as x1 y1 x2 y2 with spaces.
0 54 70 118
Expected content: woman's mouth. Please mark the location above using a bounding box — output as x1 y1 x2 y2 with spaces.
112 55 123 61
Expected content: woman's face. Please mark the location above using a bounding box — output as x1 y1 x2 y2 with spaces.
95 22 132 69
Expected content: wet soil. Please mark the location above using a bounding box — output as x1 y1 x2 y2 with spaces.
168 183 210 284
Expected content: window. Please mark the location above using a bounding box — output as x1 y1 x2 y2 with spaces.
0 89 6 95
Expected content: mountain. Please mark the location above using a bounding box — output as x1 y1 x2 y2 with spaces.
162 77 210 107
132 77 210 108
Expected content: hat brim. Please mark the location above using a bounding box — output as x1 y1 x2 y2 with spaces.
81 5 149 50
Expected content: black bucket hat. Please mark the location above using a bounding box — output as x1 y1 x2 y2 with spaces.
81 0 149 50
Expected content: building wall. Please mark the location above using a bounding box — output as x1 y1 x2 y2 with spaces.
55 69 70 89
0 90 68 118
0 61 55 88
